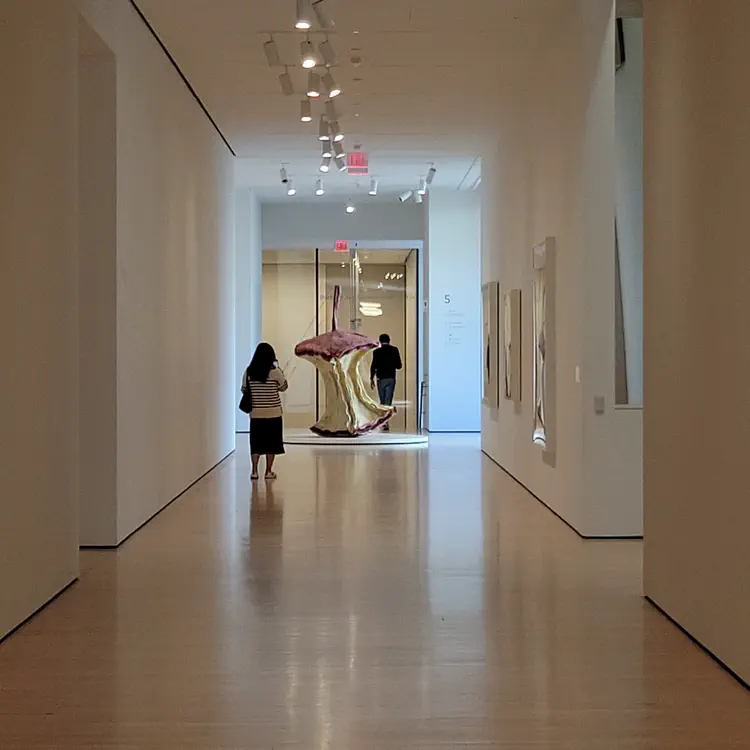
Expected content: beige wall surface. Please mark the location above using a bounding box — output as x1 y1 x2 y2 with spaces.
481 0 641 537
0 0 80 640
0 0 236 637
643 0 750 683
74 0 237 543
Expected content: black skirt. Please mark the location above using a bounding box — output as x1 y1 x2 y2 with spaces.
249 417 285 456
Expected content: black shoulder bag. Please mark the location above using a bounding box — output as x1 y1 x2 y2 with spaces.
239 370 253 414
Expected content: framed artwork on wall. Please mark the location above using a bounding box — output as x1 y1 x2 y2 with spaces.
482 281 500 409
532 238 555 452
502 288 522 403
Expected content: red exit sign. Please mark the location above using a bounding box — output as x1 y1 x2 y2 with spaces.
347 152 368 175
335 240 349 253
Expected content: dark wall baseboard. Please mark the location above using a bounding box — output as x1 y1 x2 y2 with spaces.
80 449 235 550
0 578 78 648
481 449 643 541
645 596 749 692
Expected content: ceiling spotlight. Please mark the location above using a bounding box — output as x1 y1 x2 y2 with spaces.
325 99 338 121
320 157 331 173
417 177 427 195
319 38 337 66
295 0 314 30
263 39 281 67
321 141 333 158
307 72 321 98
346 201 356 214
287 179 297 196
300 39 318 69
414 192 423 204
369 178 379 196
335 155 347 172
300 99 312 122
279 70 294 96
329 121 344 142
426 166 437 185
315 178 325 196
322 71 341 98
399 190 413 203
333 140 345 158
312 0 334 29
318 117 330 141
280 166 289 183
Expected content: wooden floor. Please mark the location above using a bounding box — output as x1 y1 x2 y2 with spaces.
0 436 748 748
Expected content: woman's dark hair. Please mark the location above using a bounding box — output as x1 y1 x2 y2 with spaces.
247 342 277 383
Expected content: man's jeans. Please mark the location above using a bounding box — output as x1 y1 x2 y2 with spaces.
377 377 396 406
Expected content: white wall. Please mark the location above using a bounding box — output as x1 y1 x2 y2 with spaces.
615 18 644 405
0 0 237 639
262 202 425 249
78 26 118 545
425 190 482 432
643 0 750 684
74 0 236 543
235 188 263 431
0 0 80 640
481 0 641 537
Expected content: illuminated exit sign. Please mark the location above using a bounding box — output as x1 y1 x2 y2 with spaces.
335 240 349 253
347 152 369 175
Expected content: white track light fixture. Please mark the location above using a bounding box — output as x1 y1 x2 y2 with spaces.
307 72 322 98
300 39 318 69
369 178 379 196
319 157 331 173
329 121 344 142
399 190 414 203
319 38 336 66
295 0 314 30
417 177 427 195
426 166 437 185
287 179 297 196
280 166 289 184
300 99 313 122
315 179 325 196
313 0 334 29
332 140 345 158
346 201 356 214
322 71 341 98
321 141 333 158
414 191 423 204
335 155 347 172
263 38 282 67
325 99 338 122
318 117 331 141
279 70 294 96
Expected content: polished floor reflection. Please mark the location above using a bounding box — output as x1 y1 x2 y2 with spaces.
0 436 748 748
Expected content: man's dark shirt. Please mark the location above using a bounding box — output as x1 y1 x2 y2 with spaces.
371 344 402 380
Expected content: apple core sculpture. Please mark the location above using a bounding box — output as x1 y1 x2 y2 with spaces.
295 286 393 436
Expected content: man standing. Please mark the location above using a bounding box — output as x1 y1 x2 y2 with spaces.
370 333 402 430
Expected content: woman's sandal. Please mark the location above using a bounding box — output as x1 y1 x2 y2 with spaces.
265 472 277 480
251 472 259 480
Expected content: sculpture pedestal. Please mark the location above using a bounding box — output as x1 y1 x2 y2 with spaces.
283 429 428 447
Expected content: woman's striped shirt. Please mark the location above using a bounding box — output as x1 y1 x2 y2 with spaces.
242 367 288 419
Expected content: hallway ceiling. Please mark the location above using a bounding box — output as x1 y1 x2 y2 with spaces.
135 0 561 201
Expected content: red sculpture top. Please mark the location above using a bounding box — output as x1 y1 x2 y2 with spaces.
295 286 377 361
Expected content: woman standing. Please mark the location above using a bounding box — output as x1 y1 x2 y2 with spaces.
242 343 288 480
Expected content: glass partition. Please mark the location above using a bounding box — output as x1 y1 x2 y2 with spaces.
261 250 317 428
262 248 419 433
